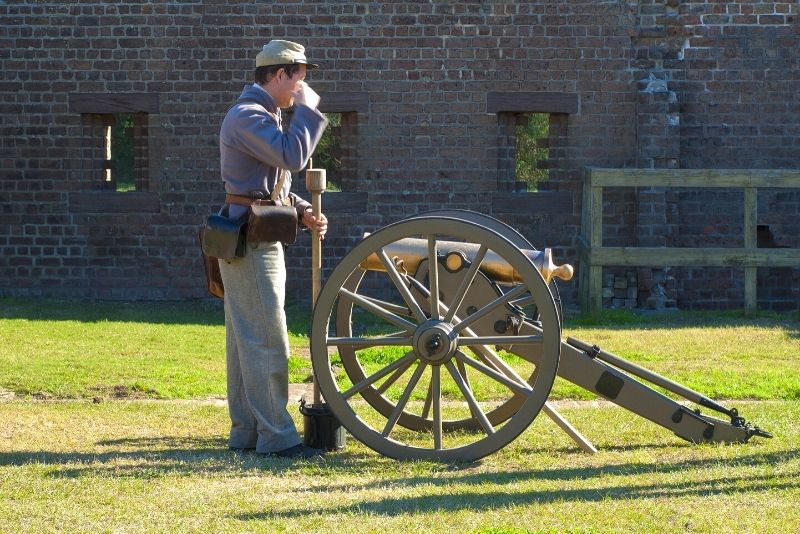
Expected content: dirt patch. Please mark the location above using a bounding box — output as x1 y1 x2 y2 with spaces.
0 388 16 400
89 384 160 400
293 347 311 359
289 383 315 403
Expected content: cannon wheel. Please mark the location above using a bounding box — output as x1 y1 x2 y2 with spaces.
333 210 563 433
311 216 560 461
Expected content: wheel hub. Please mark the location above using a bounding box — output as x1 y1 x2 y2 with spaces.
413 319 457 365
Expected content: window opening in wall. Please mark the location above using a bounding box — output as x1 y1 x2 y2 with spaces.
105 114 136 192
315 112 343 191
515 113 549 192
285 104 358 194
82 112 148 192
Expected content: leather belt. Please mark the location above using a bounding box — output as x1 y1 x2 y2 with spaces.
225 193 283 207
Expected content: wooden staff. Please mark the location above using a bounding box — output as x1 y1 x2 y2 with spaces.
305 158 326 405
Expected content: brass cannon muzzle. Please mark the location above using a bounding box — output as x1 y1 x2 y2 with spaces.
360 236 574 284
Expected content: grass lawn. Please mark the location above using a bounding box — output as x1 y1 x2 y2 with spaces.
1 400 797 533
1 298 798 532
0 298 315 398
1 298 797 401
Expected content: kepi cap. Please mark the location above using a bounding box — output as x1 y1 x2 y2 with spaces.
256 40 319 69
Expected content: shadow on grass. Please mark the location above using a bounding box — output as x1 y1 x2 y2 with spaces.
787 325 800 340
565 309 800 330
0 436 386 478
239 474 798 518
2 436 796 500
542 441 693 454
0 298 225 326
0 297 318 331
319 448 798 491
233 449 799 518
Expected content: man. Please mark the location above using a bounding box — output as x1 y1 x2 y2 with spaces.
218 40 328 458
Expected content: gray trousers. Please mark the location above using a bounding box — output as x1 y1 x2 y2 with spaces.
218 240 301 453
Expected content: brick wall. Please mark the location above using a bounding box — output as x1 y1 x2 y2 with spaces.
1 1 798 311
645 1 799 309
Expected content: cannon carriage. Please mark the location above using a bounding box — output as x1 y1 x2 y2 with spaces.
307 211 770 461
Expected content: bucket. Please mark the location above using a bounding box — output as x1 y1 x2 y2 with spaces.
300 400 346 451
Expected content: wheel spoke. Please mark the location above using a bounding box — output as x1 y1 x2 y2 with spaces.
378 247 427 322
376 356 415 395
456 358 480 420
382 361 427 437
451 284 529 334
510 294 536 308
327 335 413 348
471 344 530 387
445 361 494 435
431 365 442 450
403 271 452 320
456 358 472 394
458 334 543 346
470 346 502 374
404 270 531 358
339 287 416 332
421 380 433 419
443 244 488 323
454 350 533 395
427 234 440 320
358 295 414 317
341 351 417 400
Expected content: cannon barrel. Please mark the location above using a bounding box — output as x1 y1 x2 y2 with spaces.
360 236 574 284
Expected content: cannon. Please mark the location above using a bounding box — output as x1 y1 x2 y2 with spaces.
309 210 771 461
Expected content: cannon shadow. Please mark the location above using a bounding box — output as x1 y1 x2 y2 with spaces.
1 437 795 508
233 449 799 519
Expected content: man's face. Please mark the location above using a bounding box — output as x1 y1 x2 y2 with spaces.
274 64 307 108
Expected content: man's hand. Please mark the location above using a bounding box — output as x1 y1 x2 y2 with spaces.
292 81 321 110
302 208 328 239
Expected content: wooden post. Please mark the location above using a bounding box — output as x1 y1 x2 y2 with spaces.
305 159 326 405
580 168 590 313
542 403 597 454
586 170 604 315
743 186 757 317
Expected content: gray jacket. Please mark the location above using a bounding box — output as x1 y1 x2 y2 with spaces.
219 84 328 217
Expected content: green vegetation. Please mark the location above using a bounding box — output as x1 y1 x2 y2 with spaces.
313 112 342 191
515 113 549 192
111 113 136 192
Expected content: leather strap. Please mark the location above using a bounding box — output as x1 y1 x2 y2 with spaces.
225 193 292 207
271 170 288 202
225 168 290 207
225 193 257 207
